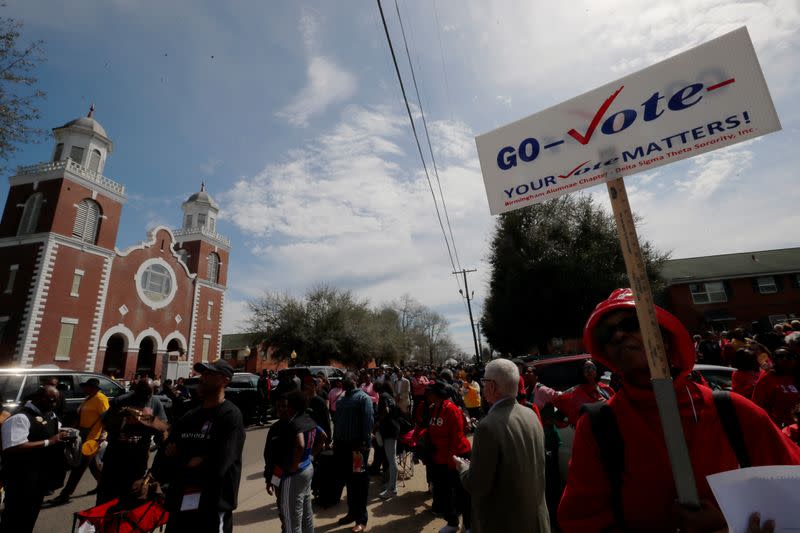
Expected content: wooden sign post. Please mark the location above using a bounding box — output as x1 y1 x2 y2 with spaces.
474 28 782 510
606 173 700 508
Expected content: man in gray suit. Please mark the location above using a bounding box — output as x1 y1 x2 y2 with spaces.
455 359 550 533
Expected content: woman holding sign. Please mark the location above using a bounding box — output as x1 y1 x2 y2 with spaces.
558 289 800 532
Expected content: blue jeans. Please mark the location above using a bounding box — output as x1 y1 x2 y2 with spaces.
382 437 398 492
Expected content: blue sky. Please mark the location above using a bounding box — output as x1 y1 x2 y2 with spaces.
3 0 799 354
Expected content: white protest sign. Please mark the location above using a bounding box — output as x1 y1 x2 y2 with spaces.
475 27 781 215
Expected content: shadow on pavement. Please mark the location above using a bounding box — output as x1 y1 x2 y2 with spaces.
233 501 278 525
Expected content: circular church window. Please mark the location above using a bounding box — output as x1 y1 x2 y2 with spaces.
135 259 177 309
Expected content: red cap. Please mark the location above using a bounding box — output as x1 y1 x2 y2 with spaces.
583 288 695 378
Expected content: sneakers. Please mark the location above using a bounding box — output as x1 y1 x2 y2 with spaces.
437 526 458 533
378 489 396 500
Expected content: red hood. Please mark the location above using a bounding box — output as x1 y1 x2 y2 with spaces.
583 288 695 379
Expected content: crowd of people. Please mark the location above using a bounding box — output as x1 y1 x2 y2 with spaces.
1 288 799 532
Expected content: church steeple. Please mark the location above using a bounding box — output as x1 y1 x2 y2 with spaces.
180 183 220 232
52 106 113 175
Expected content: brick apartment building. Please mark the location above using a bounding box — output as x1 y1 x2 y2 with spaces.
661 248 800 334
0 108 230 378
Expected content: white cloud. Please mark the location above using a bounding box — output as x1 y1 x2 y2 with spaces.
221 105 494 350
675 146 754 198
276 11 357 127
276 56 357 127
222 298 250 334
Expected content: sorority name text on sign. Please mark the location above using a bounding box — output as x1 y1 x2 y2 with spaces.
475 27 781 215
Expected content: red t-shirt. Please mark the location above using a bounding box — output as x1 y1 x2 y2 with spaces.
752 372 800 427
731 370 759 399
554 382 615 426
427 399 471 468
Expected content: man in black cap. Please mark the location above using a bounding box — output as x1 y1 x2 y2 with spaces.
159 359 244 533
51 378 110 504
97 377 168 504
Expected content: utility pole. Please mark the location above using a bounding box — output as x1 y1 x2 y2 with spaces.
453 268 481 365
475 320 484 361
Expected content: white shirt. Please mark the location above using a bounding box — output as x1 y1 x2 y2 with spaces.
1 401 58 450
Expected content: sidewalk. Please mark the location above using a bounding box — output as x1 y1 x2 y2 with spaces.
233 457 452 532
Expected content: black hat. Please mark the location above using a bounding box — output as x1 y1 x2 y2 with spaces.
81 378 101 389
193 359 234 378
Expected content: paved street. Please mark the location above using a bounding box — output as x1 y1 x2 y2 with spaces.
36 424 448 532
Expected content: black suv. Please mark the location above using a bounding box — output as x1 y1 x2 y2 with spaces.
183 372 261 423
0 368 126 426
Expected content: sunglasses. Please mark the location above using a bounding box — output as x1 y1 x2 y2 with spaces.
595 315 640 346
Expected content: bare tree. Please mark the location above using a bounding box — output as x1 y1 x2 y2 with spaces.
416 310 450 365
0 14 46 172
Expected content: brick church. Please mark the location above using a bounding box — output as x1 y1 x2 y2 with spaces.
0 108 230 378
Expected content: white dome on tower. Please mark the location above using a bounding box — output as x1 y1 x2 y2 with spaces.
57 115 109 139
180 183 222 236
51 105 113 174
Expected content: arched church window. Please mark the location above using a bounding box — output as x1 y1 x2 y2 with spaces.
207 252 220 283
18 193 44 235
69 146 85 165
88 149 101 172
72 199 101 244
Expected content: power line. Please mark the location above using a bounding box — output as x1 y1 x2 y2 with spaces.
376 0 461 288
393 0 462 272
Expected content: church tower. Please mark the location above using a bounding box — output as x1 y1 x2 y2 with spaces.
173 184 229 363
0 107 125 367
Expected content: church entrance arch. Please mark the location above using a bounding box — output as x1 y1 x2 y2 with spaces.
102 334 127 377
166 338 184 357
136 337 157 378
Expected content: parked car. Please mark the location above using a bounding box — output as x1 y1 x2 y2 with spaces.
183 372 261 423
527 354 608 391
692 364 734 391
0 368 126 427
278 366 345 382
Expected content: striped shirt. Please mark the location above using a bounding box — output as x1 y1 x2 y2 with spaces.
333 389 374 445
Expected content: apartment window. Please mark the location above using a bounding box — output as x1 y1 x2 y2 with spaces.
206 253 220 283
53 143 64 161
209 217 216 232
4 265 18 294
197 213 207 228
73 199 101 244
184 214 193 228
69 145 85 164
201 336 211 363
70 269 84 297
56 318 78 360
18 192 44 236
88 149 101 172
689 281 727 304
756 276 777 294
207 301 213 320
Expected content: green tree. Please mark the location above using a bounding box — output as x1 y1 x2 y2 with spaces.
0 14 45 173
481 194 669 356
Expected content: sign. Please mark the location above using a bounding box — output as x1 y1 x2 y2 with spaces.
475 27 781 214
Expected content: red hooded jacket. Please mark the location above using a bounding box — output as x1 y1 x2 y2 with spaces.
427 398 471 469
558 289 800 532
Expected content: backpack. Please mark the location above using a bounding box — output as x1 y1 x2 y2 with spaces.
584 390 749 531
